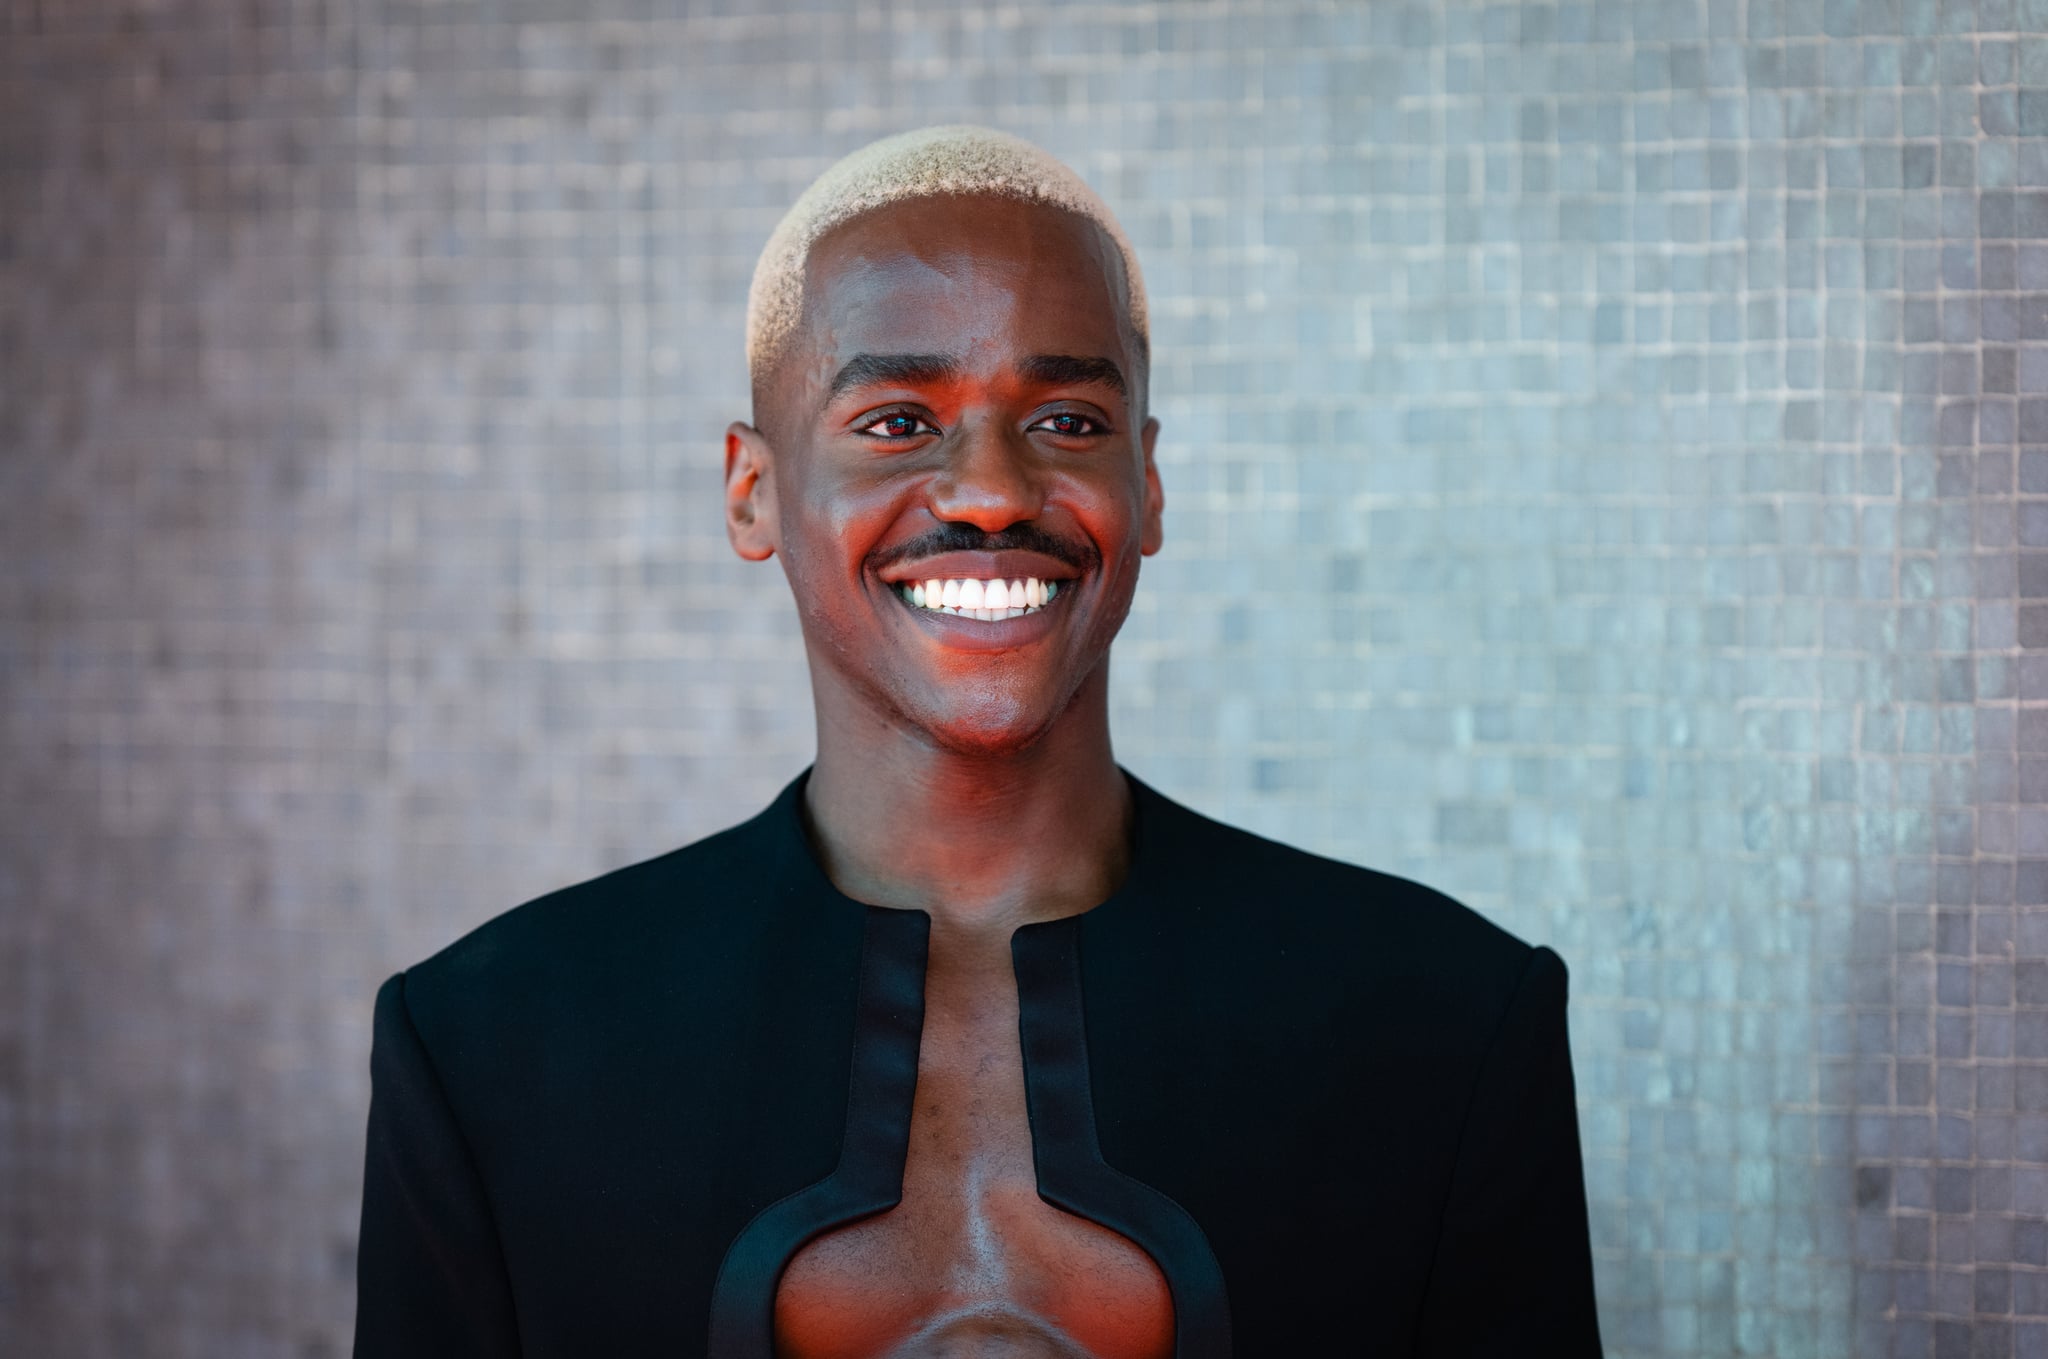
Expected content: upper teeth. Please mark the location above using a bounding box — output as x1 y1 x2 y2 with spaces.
898 576 1061 620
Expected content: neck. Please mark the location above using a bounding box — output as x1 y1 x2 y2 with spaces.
801 666 1133 936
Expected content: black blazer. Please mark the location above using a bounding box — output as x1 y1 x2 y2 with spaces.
355 768 1603 1356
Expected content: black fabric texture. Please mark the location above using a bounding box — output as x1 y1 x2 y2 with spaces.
353 767 1604 1357
1412 946 1604 1355
705 906 930 1357
355 973 522 1356
1012 916 1233 1359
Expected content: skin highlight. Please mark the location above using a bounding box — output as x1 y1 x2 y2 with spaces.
722 193 1176 1359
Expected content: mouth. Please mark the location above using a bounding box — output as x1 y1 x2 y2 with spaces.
890 575 1065 621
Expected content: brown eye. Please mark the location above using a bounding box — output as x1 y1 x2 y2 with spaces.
1036 412 1105 437
858 411 936 439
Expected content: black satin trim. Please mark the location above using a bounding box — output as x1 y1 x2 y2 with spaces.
705 905 930 1358
1012 916 1234 1359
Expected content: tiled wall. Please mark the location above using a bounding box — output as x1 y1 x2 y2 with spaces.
4 0 2046 1354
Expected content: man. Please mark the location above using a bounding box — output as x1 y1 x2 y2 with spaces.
354 125 1603 1358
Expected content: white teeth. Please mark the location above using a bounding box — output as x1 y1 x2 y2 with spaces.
896 576 1067 620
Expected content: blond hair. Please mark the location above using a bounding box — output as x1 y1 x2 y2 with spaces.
745 124 1149 385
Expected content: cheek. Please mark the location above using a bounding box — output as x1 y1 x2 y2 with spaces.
784 467 914 580
1069 471 1148 556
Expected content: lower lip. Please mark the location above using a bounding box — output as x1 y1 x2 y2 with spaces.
886 583 1073 652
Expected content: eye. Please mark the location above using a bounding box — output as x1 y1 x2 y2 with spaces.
856 410 938 440
1033 411 1109 437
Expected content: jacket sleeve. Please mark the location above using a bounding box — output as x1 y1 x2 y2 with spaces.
1414 945 1604 1357
354 971 522 1357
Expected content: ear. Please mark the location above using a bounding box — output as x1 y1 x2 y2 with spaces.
724 421 780 562
1138 415 1165 557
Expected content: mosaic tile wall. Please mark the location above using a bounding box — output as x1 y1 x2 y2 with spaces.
4 0 2046 1354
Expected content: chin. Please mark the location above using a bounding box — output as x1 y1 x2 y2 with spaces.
805 616 1112 760
911 688 1066 759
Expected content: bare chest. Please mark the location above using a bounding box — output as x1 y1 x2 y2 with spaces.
771 942 1175 1359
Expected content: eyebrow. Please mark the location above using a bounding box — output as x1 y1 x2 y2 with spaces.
1020 353 1127 398
825 353 959 402
825 352 1128 402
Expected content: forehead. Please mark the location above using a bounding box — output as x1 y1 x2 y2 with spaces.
795 195 1134 385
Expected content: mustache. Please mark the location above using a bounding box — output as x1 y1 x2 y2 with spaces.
870 522 1098 576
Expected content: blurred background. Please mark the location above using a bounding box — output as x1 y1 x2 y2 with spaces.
4 0 2045 1354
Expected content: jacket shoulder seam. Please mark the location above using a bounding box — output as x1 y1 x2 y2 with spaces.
1409 943 1553 1326
387 968 526 1345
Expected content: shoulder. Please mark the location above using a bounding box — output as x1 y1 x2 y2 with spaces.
1130 774 1554 1018
425 814 757 977
394 796 782 1038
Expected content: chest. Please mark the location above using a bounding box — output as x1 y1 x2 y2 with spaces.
770 941 1176 1359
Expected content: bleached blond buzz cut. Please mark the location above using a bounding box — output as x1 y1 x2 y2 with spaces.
745 124 1149 391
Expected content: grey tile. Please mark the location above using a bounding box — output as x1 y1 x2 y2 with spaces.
4 1 2046 1356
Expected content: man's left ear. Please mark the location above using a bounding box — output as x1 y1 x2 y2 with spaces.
1139 415 1165 557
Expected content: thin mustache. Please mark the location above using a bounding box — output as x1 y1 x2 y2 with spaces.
871 525 1097 575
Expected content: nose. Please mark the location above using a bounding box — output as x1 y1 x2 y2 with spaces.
926 414 1044 532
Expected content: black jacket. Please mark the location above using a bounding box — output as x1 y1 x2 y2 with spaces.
354 767 1603 1356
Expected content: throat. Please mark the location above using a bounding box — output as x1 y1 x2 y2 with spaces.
800 749 1135 931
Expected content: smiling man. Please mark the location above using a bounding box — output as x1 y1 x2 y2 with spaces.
353 127 1603 1359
